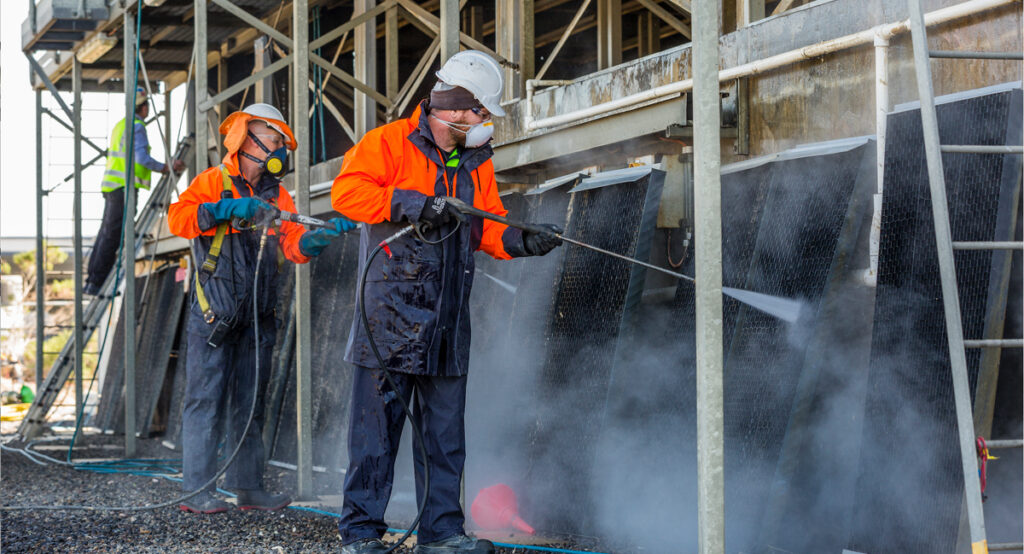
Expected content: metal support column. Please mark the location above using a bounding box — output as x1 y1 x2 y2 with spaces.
439 0 460 63
72 56 84 424
596 0 622 69
693 0 724 552
354 0 377 138
123 3 138 457
217 50 229 159
35 89 45 387
194 0 209 172
293 0 314 500
254 36 273 104
164 89 173 158
385 4 399 111
496 0 534 100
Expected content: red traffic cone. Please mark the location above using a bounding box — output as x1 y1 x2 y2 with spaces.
470 484 535 535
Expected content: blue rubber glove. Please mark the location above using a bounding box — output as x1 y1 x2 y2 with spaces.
202 197 277 223
299 217 358 257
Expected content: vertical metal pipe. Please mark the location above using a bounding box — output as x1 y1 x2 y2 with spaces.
164 89 172 157
123 2 138 458
439 0 460 63
72 56 84 424
354 0 377 138
35 89 45 387
217 51 228 159
905 0 988 549
596 0 622 69
186 76 197 182
693 0 724 552
867 32 889 287
293 0 314 500
194 0 209 172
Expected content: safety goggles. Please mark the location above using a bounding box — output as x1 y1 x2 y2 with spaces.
250 133 285 148
469 106 491 120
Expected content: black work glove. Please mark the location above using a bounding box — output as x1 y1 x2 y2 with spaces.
418 195 458 229
522 224 563 256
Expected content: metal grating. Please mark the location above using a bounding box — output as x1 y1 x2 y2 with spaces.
91 266 186 436
850 86 1023 554
270 229 362 475
511 169 666 534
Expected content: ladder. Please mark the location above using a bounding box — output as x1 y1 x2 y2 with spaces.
17 135 194 440
905 2 1023 553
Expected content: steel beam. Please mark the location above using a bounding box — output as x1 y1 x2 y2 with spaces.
201 56 293 112
439 0 460 63
293 0 314 500
354 0 378 138
35 90 45 387
195 0 209 171
637 0 690 38
596 0 622 69
309 0 392 51
496 0 534 99
693 0 724 552
385 4 399 109
41 108 106 156
123 3 138 458
536 0 591 80
72 56 84 427
26 53 74 121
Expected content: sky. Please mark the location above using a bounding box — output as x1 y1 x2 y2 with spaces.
2 2 187 243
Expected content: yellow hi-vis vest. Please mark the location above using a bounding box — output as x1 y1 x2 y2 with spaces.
101 117 153 192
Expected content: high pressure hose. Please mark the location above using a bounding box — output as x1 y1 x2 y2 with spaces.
1 228 273 512
358 223 432 553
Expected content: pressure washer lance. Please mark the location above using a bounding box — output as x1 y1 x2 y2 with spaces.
441 196 804 323
277 210 337 230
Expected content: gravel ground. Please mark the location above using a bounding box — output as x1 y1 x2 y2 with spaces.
1 432 596 553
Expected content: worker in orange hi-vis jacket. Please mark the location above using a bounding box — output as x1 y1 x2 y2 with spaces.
168 103 356 515
331 51 562 554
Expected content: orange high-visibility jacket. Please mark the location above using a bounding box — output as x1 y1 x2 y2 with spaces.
169 153 309 327
331 103 515 260
168 153 308 264
331 101 526 376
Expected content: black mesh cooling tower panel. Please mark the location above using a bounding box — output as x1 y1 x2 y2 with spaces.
616 139 876 553
92 267 185 435
515 169 666 534
464 181 578 519
271 230 361 474
850 86 1023 554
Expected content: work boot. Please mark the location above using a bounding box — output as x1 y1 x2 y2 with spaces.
341 538 390 554
415 534 495 554
82 281 101 297
179 490 231 514
233 488 292 511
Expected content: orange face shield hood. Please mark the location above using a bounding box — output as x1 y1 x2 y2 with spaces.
219 112 298 174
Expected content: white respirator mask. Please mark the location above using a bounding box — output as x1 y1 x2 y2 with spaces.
432 115 494 148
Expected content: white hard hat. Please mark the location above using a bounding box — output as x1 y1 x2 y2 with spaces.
135 86 147 107
242 103 290 139
435 50 505 117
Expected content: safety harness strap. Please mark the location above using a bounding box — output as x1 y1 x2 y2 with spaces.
195 165 234 322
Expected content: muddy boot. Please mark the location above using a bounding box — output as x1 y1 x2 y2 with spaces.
233 489 292 511
415 534 495 554
179 490 231 514
341 538 390 554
